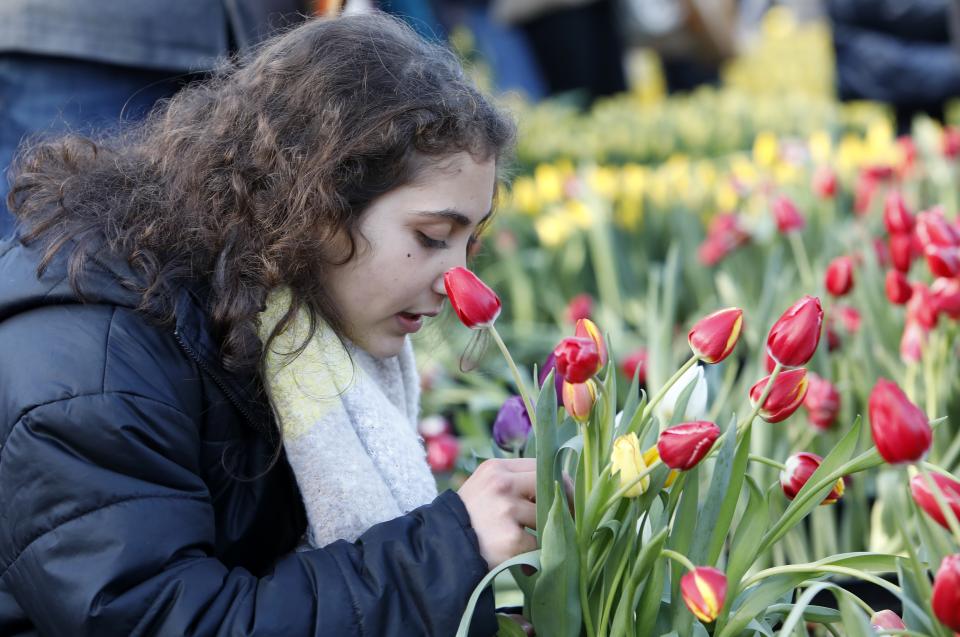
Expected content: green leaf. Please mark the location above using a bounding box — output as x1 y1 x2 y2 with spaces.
635 556 668 635
718 574 810 637
531 483 581 637
896 557 937 633
496 615 529 637
766 602 840 625
837 589 874 637
668 465 700 631
726 475 769 592
534 371 560 540
610 526 669 636
773 582 840 635
689 415 740 567
455 551 541 637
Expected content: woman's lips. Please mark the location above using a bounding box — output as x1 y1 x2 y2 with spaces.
395 312 424 333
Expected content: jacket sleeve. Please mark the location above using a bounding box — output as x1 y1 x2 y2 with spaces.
0 391 497 636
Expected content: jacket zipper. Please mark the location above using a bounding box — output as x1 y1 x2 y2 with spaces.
173 329 261 430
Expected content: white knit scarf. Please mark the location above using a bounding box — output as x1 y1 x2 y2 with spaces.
258 290 438 548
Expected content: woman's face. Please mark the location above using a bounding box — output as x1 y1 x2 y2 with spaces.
325 152 497 358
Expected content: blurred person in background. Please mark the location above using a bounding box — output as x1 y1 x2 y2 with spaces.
827 0 960 134
0 1 309 240
490 0 628 104
618 0 739 93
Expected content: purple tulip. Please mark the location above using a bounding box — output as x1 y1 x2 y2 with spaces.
539 352 565 405
493 396 532 451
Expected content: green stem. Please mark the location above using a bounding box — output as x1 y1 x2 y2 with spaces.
915 462 960 546
743 564 901 597
749 454 787 471
788 231 816 292
487 325 536 427
579 552 596 637
661 548 697 573
581 421 594 495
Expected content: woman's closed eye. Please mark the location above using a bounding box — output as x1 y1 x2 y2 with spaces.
416 231 448 249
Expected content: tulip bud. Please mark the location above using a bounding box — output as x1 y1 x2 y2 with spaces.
698 237 730 266
566 293 593 324
611 432 649 497
803 372 840 430
917 207 960 248
575 318 608 369
932 555 960 632
443 267 501 329
553 336 601 383
868 378 932 464
925 245 960 278
688 307 743 364
906 283 939 330
780 452 844 504
870 610 906 631
873 236 892 268
900 321 925 364
492 396 532 451
621 348 648 385
642 445 677 487
824 256 854 297
656 364 708 426
772 195 805 234
885 269 913 305
889 233 916 273
563 380 597 423
854 173 877 215
943 126 960 158
836 304 861 334
932 277 960 320
766 296 823 367
883 191 914 235
538 352 565 406
680 567 727 623
749 368 809 423
657 421 721 470
910 473 960 531
812 166 837 199
426 432 459 473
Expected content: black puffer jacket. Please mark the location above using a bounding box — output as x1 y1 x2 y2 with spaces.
0 237 496 636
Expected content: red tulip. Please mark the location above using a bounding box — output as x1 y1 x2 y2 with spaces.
900 321 925 364
871 610 906 631
906 283 939 330
853 173 878 215
836 304 861 334
766 296 823 367
932 555 960 632
825 321 842 352
780 452 845 504
575 318 608 368
426 432 459 473
898 135 918 174
680 567 727 623
803 372 840 430
883 191 914 235
657 421 721 470
443 267 501 329
621 348 648 385
825 256 855 297
911 473 960 530
812 166 837 199
885 269 913 304
868 378 932 464
932 277 960 320
688 307 743 364
917 207 960 248
873 236 891 268
889 233 916 273
566 293 593 323
925 245 960 278
698 237 730 266
553 336 601 384
772 195 805 233
562 380 597 424
749 368 809 423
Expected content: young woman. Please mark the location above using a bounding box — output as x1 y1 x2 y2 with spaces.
0 14 537 636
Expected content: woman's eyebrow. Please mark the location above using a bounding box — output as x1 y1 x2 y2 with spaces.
414 208 492 227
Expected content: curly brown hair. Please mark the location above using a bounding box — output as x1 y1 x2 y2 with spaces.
8 12 515 372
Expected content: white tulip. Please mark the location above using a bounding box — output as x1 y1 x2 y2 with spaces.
655 364 707 427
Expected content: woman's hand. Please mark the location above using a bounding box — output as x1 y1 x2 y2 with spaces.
457 458 537 569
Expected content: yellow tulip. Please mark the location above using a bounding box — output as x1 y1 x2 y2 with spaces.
642 446 677 487
611 433 649 497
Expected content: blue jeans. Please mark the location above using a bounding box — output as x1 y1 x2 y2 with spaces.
0 54 192 238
